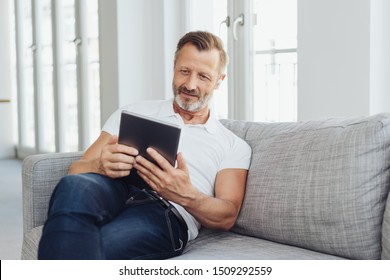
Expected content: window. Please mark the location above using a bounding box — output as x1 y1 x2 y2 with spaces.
13 0 100 156
252 0 297 122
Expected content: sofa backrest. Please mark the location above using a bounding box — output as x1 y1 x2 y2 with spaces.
221 113 390 259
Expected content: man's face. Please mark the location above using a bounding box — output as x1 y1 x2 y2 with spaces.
173 43 222 112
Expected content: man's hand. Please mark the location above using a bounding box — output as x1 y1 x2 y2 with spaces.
134 148 194 204
98 135 139 178
67 132 139 177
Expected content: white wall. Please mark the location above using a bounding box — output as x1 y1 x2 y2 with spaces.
0 0 15 158
298 0 369 120
369 0 390 114
98 0 119 124
298 0 390 121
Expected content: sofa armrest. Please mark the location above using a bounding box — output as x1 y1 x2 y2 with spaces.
22 152 83 234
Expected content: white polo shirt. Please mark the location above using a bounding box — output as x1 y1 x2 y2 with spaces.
102 98 252 241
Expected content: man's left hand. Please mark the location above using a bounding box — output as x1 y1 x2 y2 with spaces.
134 148 194 204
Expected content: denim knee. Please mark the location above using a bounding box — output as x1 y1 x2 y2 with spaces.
49 174 96 211
48 173 128 216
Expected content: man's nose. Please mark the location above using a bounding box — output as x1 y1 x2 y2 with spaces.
184 74 197 91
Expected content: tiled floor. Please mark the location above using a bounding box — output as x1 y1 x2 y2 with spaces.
0 158 23 260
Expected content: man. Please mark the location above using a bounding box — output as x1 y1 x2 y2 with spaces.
38 31 252 259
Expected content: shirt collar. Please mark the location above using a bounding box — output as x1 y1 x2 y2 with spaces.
202 111 217 134
158 98 217 134
157 98 177 117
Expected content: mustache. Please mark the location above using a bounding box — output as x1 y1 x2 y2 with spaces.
178 86 198 97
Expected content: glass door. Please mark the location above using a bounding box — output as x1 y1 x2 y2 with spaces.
252 0 297 122
227 0 297 121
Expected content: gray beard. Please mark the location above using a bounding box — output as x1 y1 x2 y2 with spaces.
174 92 213 112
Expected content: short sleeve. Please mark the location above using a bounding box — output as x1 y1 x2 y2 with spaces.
219 137 252 171
101 108 122 136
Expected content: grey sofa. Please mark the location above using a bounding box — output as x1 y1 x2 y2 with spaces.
21 114 390 259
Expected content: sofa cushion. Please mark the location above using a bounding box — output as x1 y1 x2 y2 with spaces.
222 113 390 259
174 229 344 260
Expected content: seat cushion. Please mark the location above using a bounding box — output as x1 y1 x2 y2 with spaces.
222 113 390 259
174 229 344 259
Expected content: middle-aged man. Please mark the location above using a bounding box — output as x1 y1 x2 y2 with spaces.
38 31 252 260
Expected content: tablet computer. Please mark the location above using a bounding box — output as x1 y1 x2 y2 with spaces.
118 110 181 189
118 110 182 167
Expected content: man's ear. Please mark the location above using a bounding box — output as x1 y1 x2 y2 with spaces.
215 74 226 90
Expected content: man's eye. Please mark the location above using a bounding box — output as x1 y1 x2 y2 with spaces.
199 74 210 81
180 69 189 75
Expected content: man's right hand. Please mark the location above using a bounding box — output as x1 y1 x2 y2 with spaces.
98 135 139 178
68 132 138 178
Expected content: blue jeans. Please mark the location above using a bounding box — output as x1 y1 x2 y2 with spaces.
38 173 187 260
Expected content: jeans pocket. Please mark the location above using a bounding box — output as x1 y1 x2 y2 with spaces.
125 191 153 206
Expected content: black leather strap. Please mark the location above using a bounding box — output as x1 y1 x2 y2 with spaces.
144 190 189 234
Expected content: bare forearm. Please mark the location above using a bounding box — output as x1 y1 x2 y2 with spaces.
182 170 247 230
68 158 101 175
182 192 240 231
